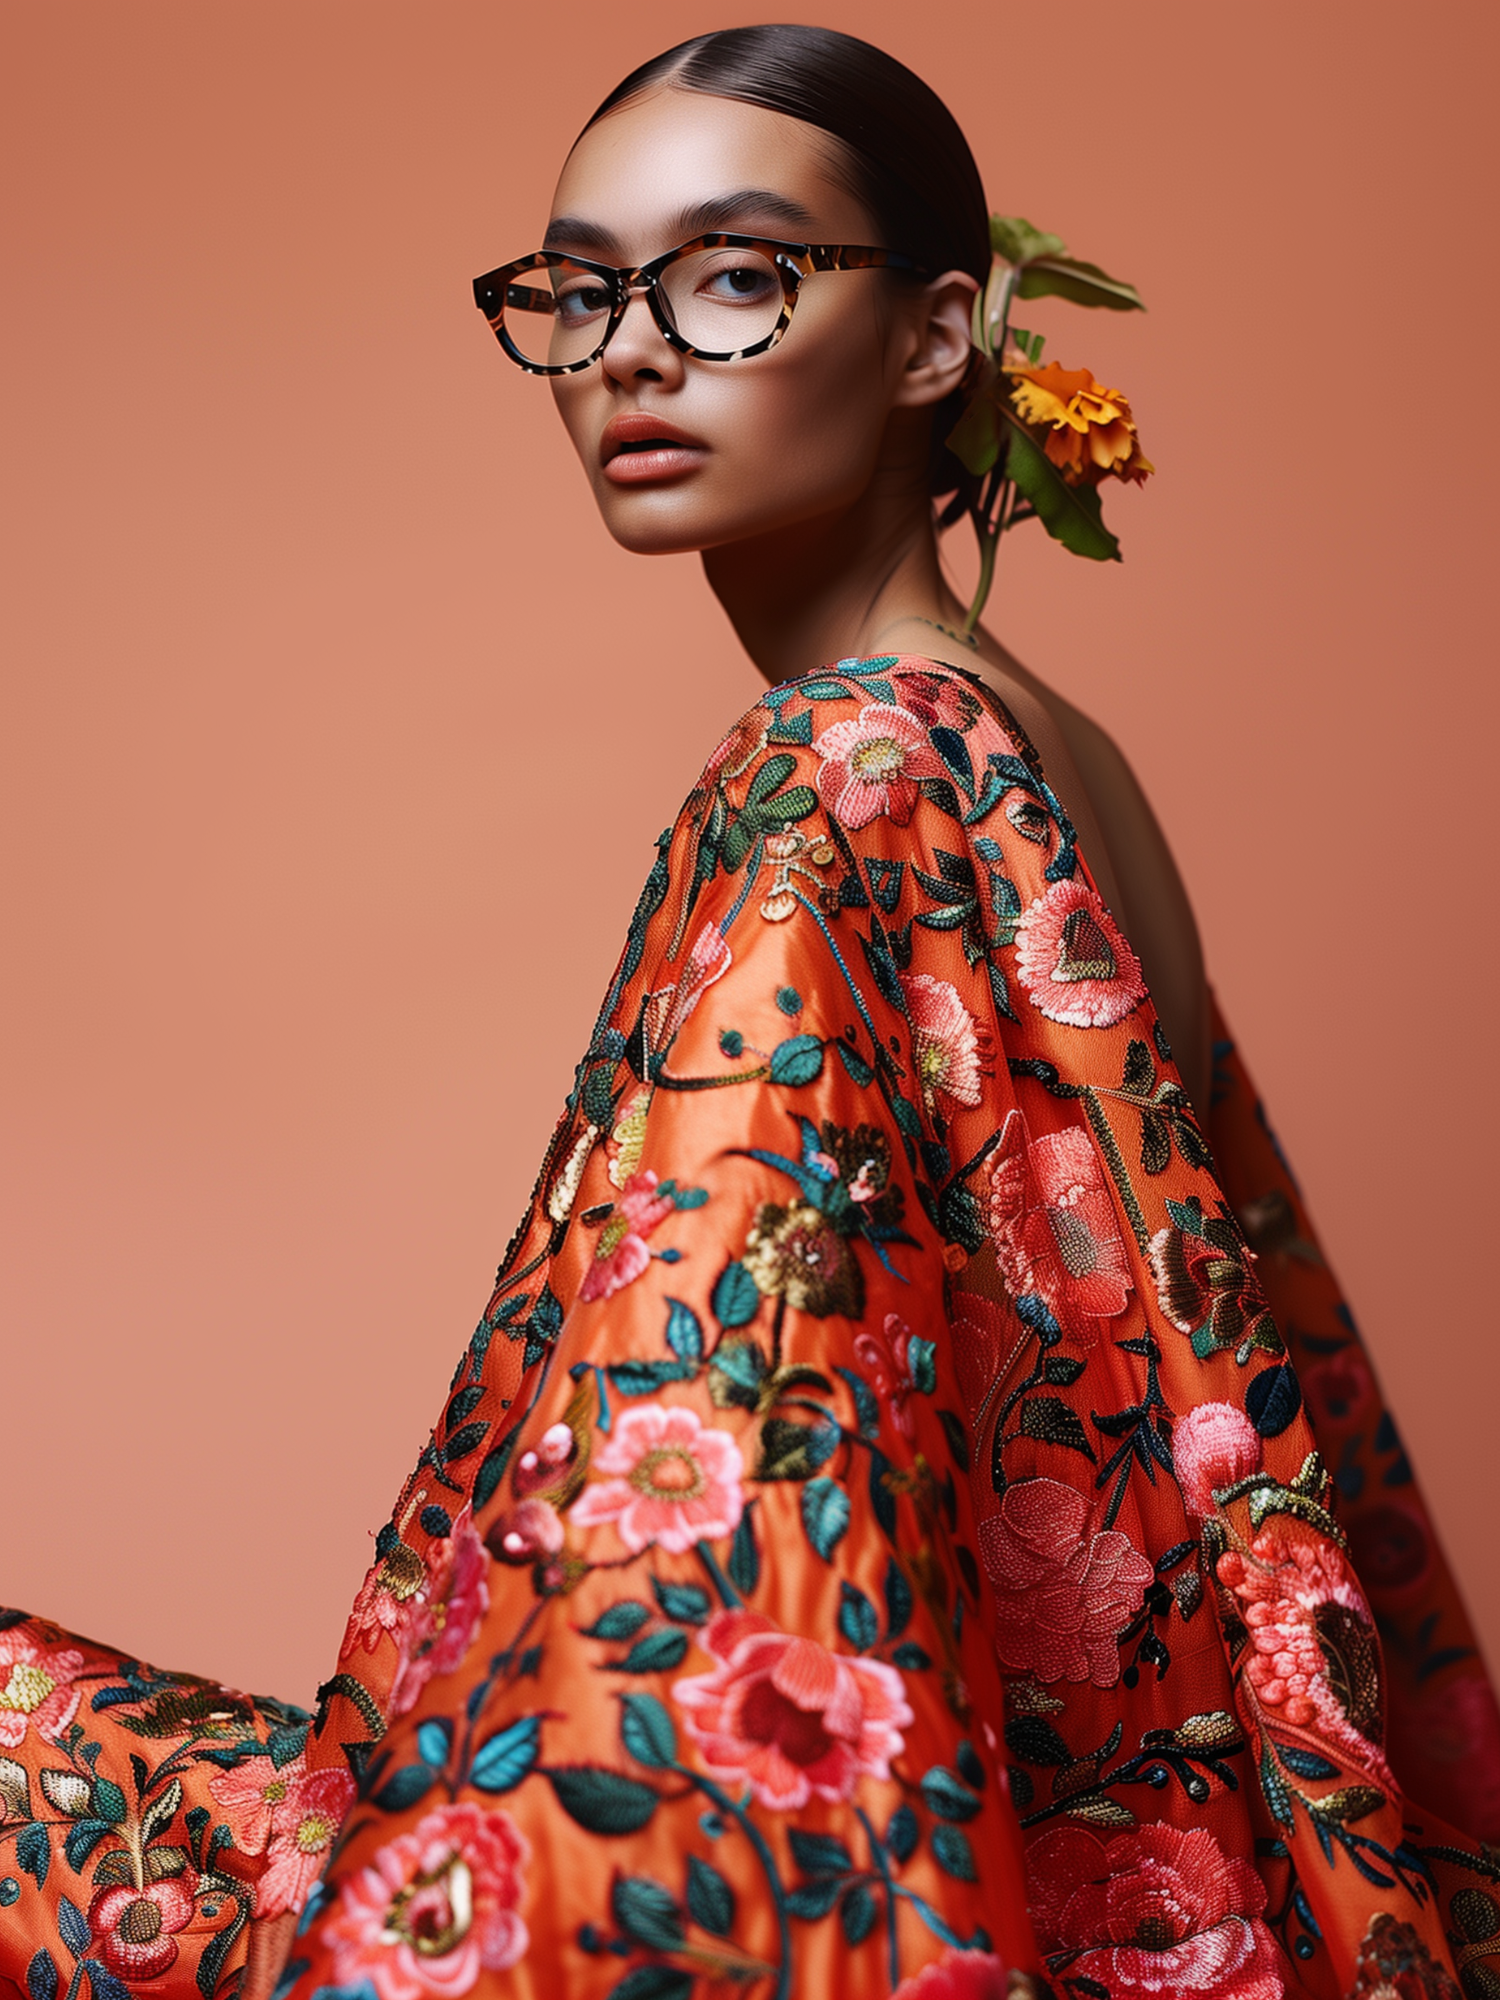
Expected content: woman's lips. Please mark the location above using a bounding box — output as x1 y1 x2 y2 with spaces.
600 413 707 486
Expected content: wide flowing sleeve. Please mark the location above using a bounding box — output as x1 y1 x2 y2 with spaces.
291 656 1500 2000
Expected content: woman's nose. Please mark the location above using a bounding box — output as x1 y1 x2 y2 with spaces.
600 288 684 387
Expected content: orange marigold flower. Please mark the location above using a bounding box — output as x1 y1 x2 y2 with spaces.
1006 361 1154 486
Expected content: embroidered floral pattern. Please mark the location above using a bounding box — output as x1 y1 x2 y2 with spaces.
1012 876 1144 1028
978 1478 1153 1685
570 1402 744 1553
987 1112 1132 1344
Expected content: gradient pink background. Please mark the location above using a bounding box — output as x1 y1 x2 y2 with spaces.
4 2 1496 1707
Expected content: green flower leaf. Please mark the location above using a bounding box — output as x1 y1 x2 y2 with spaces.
990 215 1067 265
616 1628 691 1675
611 1874 684 1952
1017 255 1144 312
946 384 1005 477
800 1477 851 1562
686 1853 736 1936
618 1693 677 1770
470 1715 541 1793
769 1035 825 1087
1003 417 1121 563
546 1764 660 1835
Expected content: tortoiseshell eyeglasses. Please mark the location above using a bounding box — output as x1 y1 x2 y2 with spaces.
471 234 930 375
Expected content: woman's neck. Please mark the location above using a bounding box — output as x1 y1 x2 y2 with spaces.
701 478 972 686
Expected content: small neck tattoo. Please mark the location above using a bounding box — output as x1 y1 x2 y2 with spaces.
912 615 978 654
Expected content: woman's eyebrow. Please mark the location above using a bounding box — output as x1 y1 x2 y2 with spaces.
542 188 822 257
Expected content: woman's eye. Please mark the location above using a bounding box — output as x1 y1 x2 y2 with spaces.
703 263 776 302
556 283 612 323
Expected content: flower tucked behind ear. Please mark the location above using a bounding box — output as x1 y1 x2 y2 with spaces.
1007 362 1153 487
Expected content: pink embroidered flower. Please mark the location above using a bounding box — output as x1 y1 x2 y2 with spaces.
88 1875 197 1981
890 665 983 732
704 706 771 779
901 972 989 1116
389 1507 491 1719
484 1498 565 1564
1013 877 1144 1029
813 702 946 829
642 921 732 1062
853 1312 934 1439
891 1947 1010 2000
212 1754 354 1915
977 1479 1152 1686
570 1403 744 1554
987 1113 1131 1346
511 1420 577 1498
1173 1402 1263 1518
1027 1823 1284 1999
579 1170 676 1303
1217 1528 1392 1781
322 1800 529 2000
341 1530 430 1660
0 1628 85 1749
673 1608 912 1810
263 1768 356 1917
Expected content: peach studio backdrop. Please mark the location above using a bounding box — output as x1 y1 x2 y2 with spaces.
3 1 1497 1708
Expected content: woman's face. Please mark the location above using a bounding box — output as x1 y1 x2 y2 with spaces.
542 87 971 556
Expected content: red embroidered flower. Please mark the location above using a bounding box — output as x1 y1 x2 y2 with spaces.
901 971 989 1115
389 1506 491 1719
1348 1913 1462 1999
570 1403 744 1554
1172 1402 1263 1518
340 1539 428 1660
485 1497 565 1565
977 1478 1151 1686
88 1875 197 1981
322 1800 529 2000
987 1113 1131 1346
891 1947 1010 2000
672 1608 912 1810
579 1170 676 1303
890 665 983 732
1013 877 1144 1029
0 1629 85 1749
813 702 946 829
852 1312 934 1439
1217 1528 1392 1781
1027 1823 1284 1999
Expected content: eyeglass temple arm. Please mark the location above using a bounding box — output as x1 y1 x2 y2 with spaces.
805 245 926 276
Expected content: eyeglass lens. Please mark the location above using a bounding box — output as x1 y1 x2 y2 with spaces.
502 243 790 369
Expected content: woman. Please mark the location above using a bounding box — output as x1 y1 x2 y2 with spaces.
3 26 1497 2000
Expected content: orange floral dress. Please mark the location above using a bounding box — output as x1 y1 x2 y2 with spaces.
3 657 1498 2000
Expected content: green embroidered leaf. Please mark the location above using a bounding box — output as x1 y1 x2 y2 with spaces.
372 1764 435 1813
840 1881 878 1945
546 1765 660 1835
769 1035 825 1086
605 1969 693 2000
63 1821 111 1872
16 1824 48 1889
469 1715 541 1793
616 1629 690 1675
755 1416 838 1481
891 1642 932 1670
728 1508 760 1594
800 1477 851 1561
618 1694 677 1771
744 752 799 806
651 1579 711 1626
931 1823 978 1881
920 1766 983 1823
886 1802 920 1862
711 1261 760 1331
883 1558 913 1639
789 1830 853 1875
956 1739 988 1791
1004 1715 1073 1767
833 1039 874 1086
581 1601 651 1642
610 1875 684 1951
1019 1396 1098 1462
838 1580 879 1652
26 1949 58 2000
709 1336 770 1409
663 1298 703 1365
686 1853 735 1935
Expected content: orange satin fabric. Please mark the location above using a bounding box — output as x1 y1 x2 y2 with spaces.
3 657 1497 2000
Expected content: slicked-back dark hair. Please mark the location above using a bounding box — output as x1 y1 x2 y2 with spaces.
583 24 989 500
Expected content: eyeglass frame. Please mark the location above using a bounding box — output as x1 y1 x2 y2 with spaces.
471 233 931 376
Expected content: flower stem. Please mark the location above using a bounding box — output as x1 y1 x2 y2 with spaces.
855 1803 900 1990
694 1538 741 1610
676 1767 792 2000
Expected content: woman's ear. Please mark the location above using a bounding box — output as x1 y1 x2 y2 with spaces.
892 270 979 410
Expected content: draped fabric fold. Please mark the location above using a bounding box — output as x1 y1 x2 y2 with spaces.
3 656 1497 2000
